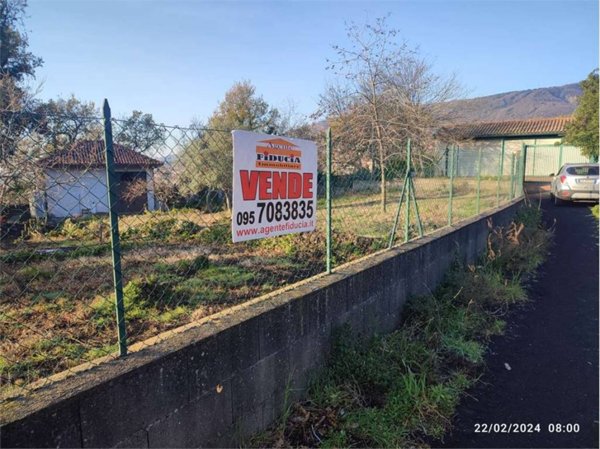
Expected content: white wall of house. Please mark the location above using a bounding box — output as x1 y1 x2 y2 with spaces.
40 168 109 218
31 168 157 219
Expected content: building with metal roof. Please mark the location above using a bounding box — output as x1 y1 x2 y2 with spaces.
436 116 590 178
438 116 573 140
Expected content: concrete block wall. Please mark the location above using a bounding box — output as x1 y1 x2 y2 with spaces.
0 199 523 448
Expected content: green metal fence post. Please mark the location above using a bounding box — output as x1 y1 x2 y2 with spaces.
519 144 527 197
448 145 455 225
476 147 482 214
388 139 410 249
388 176 408 248
509 152 516 200
496 139 505 206
103 99 127 356
325 128 332 274
326 127 332 274
388 171 408 249
404 139 411 243
515 155 521 198
409 179 423 237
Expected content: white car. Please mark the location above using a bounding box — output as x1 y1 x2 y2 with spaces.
550 163 599 205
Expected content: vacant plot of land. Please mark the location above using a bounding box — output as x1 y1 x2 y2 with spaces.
0 177 513 394
331 178 509 238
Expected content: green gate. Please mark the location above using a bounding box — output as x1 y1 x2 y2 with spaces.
524 144 590 178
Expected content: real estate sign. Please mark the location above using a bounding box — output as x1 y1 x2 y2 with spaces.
231 130 318 242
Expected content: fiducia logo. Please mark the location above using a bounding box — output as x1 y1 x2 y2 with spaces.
255 138 301 170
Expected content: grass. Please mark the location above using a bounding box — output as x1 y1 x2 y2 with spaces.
592 204 599 220
326 178 505 239
0 177 515 393
249 202 552 448
0 237 332 390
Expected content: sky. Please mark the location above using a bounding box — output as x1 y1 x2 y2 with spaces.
26 0 599 126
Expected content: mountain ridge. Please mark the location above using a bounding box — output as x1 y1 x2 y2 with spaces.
440 82 582 123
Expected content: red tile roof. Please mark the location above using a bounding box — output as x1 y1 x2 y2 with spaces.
40 140 163 169
439 116 573 140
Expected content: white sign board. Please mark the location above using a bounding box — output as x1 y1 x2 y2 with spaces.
231 130 318 242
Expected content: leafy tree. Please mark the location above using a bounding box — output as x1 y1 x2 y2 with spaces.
319 16 461 211
0 0 42 213
34 99 167 154
208 80 280 132
34 96 102 150
0 0 42 157
114 110 166 152
564 70 599 161
0 0 42 81
179 81 280 210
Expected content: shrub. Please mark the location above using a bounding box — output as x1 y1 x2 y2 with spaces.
1 243 112 264
486 209 551 276
177 220 203 238
50 216 110 241
121 217 203 242
196 223 231 245
15 266 52 283
256 230 386 266
93 273 182 323
173 265 255 306
182 188 225 212
155 255 210 277
447 266 526 310
124 274 180 311
139 217 178 240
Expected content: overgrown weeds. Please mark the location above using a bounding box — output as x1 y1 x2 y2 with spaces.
486 204 551 276
1 219 386 391
250 203 552 448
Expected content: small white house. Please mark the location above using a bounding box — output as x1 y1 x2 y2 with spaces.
32 140 162 219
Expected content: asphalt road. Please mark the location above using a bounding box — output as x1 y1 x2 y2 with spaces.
440 198 599 449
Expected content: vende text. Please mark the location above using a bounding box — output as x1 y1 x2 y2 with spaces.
240 170 313 200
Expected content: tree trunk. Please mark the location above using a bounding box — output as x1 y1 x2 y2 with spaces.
374 125 387 212
380 160 387 212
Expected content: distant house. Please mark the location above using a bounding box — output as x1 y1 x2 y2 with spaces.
32 140 163 219
436 116 591 178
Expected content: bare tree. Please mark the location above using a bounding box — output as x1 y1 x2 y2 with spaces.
319 16 463 211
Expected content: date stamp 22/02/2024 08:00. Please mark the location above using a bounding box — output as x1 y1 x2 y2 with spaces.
473 423 581 434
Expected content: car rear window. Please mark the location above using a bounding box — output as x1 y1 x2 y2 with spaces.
566 166 599 176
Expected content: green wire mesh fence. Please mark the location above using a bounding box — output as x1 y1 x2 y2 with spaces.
0 104 522 398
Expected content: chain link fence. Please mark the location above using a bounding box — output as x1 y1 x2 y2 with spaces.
0 105 524 398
